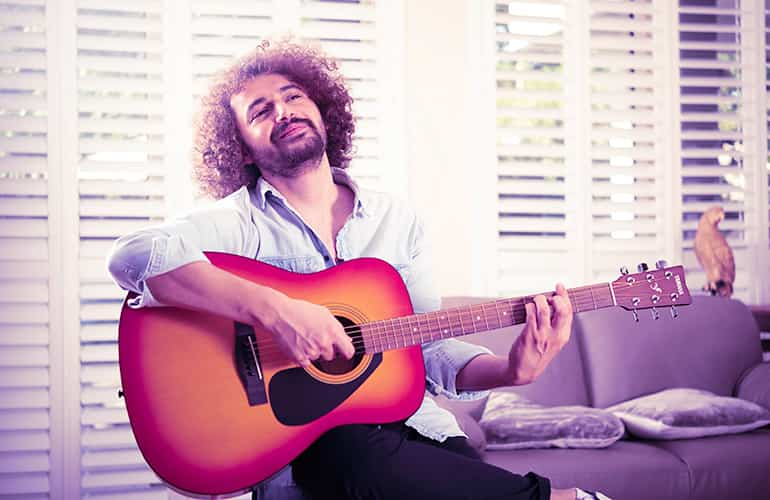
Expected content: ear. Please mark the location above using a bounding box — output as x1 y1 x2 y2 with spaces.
240 142 255 166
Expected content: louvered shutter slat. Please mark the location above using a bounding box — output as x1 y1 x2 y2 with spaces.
0 1 52 496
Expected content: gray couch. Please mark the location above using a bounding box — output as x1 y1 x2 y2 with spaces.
255 296 770 499
443 295 770 500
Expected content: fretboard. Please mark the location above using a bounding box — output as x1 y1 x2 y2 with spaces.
359 283 614 354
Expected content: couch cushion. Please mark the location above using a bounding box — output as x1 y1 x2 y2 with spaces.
483 440 690 500
608 388 770 440
575 296 762 408
444 297 591 406
647 428 770 500
480 392 624 450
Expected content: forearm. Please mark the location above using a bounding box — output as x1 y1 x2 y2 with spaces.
456 353 524 391
145 261 285 327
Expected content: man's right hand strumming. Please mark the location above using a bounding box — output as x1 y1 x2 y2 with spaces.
262 295 355 367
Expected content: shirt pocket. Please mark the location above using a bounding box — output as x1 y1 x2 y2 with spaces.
260 256 324 274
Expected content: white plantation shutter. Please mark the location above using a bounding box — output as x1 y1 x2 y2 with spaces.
189 0 275 99
0 1 52 498
0 1 401 499
490 0 769 303
493 0 576 297
297 0 384 189
189 0 393 194
586 0 667 284
75 1 167 498
677 0 757 302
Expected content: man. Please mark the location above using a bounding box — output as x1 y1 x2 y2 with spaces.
108 40 605 500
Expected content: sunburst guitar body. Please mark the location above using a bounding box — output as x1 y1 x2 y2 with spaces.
118 252 690 497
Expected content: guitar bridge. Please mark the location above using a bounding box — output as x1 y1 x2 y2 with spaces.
234 322 267 406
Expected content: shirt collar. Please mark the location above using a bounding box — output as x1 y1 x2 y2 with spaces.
253 167 369 217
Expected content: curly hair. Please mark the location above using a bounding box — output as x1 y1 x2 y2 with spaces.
192 40 356 199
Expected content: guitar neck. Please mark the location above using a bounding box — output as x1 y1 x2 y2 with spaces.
359 282 615 354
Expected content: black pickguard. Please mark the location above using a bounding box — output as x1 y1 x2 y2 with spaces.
268 354 382 426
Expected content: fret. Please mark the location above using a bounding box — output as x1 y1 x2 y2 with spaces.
428 311 439 342
375 321 384 353
407 315 416 346
493 301 503 328
387 317 398 350
417 313 429 344
357 281 623 354
364 322 373 353
377 319 386 351
364 323 373 353
447 309 457 337
417 314 427 344
514 298 525 325
439 311 451 340
405 316 415 347
398 317 408 348
456 308 467 336
467 306 475 333
469 306 478 333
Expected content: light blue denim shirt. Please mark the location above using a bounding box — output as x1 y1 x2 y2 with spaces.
107 167 491 442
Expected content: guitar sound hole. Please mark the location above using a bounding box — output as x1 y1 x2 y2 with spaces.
312 316 364 375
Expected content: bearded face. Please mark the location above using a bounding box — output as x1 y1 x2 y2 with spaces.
230 73 328 178
252 116 327 177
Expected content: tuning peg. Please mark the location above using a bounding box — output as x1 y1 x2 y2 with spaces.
655 259 668 270
670 305 678 319
637 262 649 272
620 266 629 275
651 307 659 320
632 309 639 322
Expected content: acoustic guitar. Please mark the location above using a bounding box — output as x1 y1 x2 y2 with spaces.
118 252 691 497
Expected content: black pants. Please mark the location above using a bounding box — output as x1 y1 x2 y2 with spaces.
290 422 550 500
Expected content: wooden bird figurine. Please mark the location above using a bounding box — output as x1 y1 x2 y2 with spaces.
693 206 735 297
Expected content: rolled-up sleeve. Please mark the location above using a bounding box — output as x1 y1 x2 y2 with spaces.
106 189 258 308
422 339 492 400
404 212 492 400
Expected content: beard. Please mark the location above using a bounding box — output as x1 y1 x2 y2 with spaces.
250 118 326 178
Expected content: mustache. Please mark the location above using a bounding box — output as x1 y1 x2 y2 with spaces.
271 118 316 142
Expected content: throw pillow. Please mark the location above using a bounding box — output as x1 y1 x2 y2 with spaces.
479 392 625 450
607 387 770 440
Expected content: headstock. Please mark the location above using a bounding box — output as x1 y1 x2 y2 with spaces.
611 260 692 321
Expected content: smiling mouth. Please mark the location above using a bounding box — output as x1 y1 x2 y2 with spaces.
280 124 307 139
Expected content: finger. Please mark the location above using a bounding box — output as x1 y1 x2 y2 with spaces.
337 337 355 359
525 302 536 330
533 295 550 329
320 343 336 360
550 295 572 332
332 325 355 359
553 283 572 314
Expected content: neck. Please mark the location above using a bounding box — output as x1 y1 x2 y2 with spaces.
261 155 338 210
357 283 616 354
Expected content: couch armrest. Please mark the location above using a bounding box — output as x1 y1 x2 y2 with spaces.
735 362 770 411
749 305 770 332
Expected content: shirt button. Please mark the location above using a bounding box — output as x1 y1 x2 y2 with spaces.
324 256 330 262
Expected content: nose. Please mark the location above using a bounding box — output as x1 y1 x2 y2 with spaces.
275 101 292 122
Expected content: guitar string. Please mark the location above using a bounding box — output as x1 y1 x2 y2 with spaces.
238 281 681 361
255 278 676 341
241 279 683 360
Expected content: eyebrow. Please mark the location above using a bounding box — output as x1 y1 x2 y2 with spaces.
245 84 304 116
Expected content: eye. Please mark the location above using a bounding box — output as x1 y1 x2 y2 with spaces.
287 93 303 101
250 107 269 122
